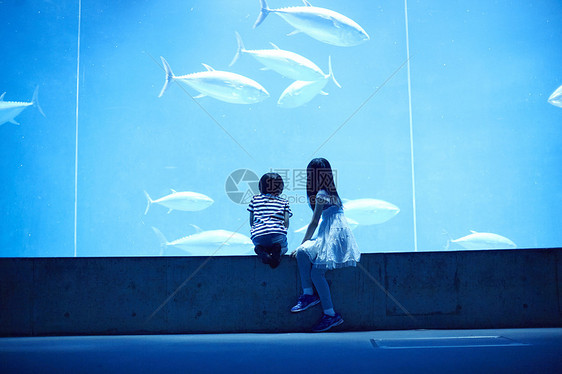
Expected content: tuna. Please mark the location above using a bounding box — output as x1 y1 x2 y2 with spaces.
254 0 369 47
144 190 214 215
548 85 562 108
0 86 45 126
230 31 326 81
448 230 517 250
158 57 269 104
277 56 340 108
152 227 254 256
343 198 400 225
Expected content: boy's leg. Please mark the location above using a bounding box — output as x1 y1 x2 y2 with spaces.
253 236 272 264
268 234 288 255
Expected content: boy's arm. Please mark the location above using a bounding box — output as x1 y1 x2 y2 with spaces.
284 211 290 229
249 211 254 227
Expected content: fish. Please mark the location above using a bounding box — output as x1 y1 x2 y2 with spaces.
342 198 400 225
254 0 369 47
152 226 254 256
144 189 213 215
158 57 269 104
295 217 358 233
230 32 326 81
548 85 562 108
448 230 517 250
0 86 45 126
277 56 340 108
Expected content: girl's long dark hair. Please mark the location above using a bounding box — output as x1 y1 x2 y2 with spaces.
306 158 342 211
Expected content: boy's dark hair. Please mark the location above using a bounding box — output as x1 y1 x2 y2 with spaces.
259 172 284 195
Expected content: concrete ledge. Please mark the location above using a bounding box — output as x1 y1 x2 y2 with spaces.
1 248 561 336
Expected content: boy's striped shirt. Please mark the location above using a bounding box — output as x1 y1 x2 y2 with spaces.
248 194 292 239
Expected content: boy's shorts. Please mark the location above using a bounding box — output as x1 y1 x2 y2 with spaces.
252 233 288 255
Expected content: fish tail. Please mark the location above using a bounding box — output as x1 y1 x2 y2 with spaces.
229 31 245 67
158 57 175 98
144 190 153 215
151 227 167 256
328 56 342 88
32 86 46 117
253 0 270 29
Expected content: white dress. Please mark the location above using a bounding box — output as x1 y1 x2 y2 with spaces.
299 190 361 270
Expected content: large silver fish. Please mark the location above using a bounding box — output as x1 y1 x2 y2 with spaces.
152 226 253 256
144 189 214 215
277 56 340 108
448 230 517 250
0 86 45 126
254 0 369 47
548 85 562 108
159 57 269 104
230 32 326 81
294 198 399 232
343 198 400 225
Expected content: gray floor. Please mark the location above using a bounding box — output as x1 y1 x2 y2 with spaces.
1 328 561 373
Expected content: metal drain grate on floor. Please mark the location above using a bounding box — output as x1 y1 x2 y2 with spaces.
370 336 530 349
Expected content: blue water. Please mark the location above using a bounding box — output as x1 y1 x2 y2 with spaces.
1 0 561 257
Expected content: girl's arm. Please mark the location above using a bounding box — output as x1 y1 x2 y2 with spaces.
284 211 290 229
301 198 324 244
249 211 254 227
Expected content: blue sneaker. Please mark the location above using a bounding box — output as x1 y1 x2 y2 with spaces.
290 294 320 313
312 313 344 332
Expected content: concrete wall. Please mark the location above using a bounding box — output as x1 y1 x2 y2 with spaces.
1 248 561 336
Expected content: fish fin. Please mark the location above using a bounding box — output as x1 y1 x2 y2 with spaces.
32 86 46 117
201 63 215 71
269 42 280 50
170 188 177 193
159 57 175 98
287 29 302 37
253 0 270 29
320 91 329 96
167 208 173 214
0 93 5 101
190 224 203 233
9 119 20 125
259 67 270 71
230 31 245 67
328 56 341 88
151 227 168 254
302 0 313 6
144 191 153 215
194 93 207 99
470 230 478 234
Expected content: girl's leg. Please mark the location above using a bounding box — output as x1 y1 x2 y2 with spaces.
310 267 334 314
296 248 313 294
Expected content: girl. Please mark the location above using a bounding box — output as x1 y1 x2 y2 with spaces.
248 172 292 268
291 158 360 332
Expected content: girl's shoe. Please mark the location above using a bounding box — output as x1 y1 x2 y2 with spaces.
312 313 344 332
290 294 320 313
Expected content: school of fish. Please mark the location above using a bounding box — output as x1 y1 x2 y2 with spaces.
159 0 368 107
